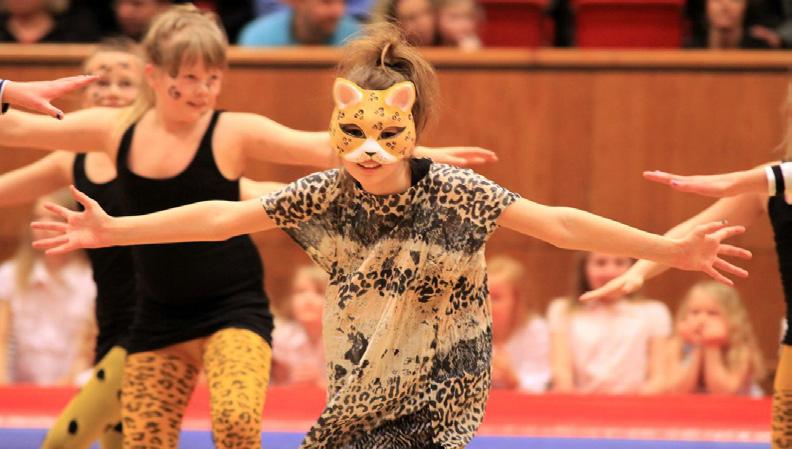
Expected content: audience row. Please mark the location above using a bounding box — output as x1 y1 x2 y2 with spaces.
1 0 791 49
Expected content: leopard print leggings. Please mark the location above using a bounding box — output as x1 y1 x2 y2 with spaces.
40 346 126 449
774 345 792 449
121 328 271 449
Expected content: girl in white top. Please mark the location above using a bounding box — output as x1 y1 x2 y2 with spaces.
488 255 550 392
0 190 95 385
548 252 671 394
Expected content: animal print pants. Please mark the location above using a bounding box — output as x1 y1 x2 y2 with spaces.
41 346 127 449
774 345 792 449
121 328 271 449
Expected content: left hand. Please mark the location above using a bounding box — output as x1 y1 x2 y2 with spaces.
415 146 498 166
643 169 766 198
671 221 750 285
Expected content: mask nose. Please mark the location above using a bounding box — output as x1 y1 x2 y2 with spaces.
365 151 376 157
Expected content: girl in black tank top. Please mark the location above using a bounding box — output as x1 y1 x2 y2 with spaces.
116 110 274 353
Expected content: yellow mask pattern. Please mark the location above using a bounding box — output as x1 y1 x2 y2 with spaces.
329 78 417 164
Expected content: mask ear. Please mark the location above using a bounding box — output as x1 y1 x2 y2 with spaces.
333 78 364 109
384 81 416 112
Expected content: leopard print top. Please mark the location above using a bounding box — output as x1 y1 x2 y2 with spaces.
261 160 519 449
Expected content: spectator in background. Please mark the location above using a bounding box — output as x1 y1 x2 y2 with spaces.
0 190 96 385
113 0 172 41
686 0 772 48
189 0 255 44
372 0 437 45
488 256 550 393
238 0 361 46
547 252 671 394
0 0 100 43
666 281 765 396
270 265 327 388
254 0 373 21
435 0 481 50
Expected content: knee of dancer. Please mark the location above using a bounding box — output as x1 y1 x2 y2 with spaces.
211 407 262 446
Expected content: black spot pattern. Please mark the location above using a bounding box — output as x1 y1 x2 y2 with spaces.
261 161 519 449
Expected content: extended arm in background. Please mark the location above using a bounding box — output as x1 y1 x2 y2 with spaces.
0 75 98 119
31 186 278 254
497 198 750 285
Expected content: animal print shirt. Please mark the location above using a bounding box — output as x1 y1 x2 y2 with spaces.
261 159 519 449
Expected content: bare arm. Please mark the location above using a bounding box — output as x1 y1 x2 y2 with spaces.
582 193 762 301
641 336 670 394
0 152 74 207
497 198 746 280
0 108 117 155
31 186 277 254
239 178 286 200
666 340 704 394
2 75 98 118
549 328 575 392
227 112 499 170
0 301 10 384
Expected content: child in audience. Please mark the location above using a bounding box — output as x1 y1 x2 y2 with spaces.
488 255 550 392
435 0 481 50
666 280 765 396
548 252 671 394
271 265 328 388
0 190 95 385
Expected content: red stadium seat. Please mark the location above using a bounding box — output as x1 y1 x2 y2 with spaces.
573 0 685 48
479 0 550 47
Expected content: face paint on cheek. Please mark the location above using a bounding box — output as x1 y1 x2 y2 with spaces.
167 85 182 100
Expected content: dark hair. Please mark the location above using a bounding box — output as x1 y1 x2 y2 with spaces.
336 23 438 136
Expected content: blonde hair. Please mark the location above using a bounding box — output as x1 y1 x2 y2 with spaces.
678 281 766 383
336 23 438 136
487 255 536 329
82 36 143 73
14 190 82 291
118 3 228 131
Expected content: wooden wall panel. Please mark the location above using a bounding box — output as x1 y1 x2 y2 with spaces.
1 46 791 374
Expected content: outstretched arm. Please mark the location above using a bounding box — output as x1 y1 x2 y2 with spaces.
0 108 118 154
1 75 97 118
581 185 765 301
227 112 498 169
32 186 277 254
0 152 74 207
643 166 774 198
497 198 750 284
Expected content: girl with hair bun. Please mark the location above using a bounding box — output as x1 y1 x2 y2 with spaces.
33 22 749 448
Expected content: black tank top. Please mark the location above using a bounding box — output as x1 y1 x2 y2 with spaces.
73 154 136 362
768 193 792 345
116 110 273 353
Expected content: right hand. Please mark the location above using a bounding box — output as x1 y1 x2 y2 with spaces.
4 75 98 119
30 185 112 254
670 221 751 285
